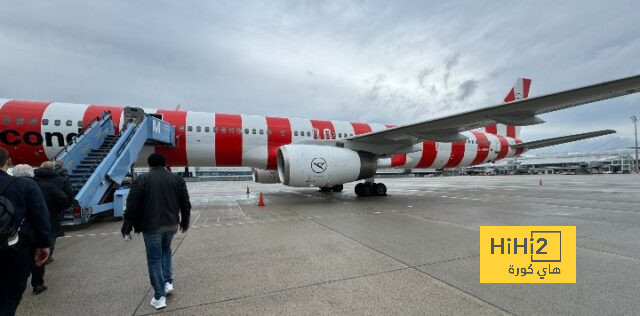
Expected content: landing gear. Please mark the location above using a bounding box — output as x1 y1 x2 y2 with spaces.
319 184 344 193
355 182 387 197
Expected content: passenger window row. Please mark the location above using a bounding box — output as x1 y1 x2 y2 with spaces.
2 117 84 127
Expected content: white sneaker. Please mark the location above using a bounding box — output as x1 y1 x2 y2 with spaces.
164 282 174 295
150 296 166 309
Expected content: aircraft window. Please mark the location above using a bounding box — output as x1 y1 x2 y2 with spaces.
42 119 48 125
54 120 61 126
306 131 311 137
280 130 285 137
237 128 242 134
314 130 318 139
331 132 336 138
179 125 185 132
196 126 201 132
29 118 37 126
338 133 343 138
2 117 9 124
221 127 226 133
77 120 82 127
267 129 271 135
244 128 249 134
16 117 24 125
252 128 256 134
294 131 298 136
188 126 193 132
324 130 330 138
205 127 210 133
350 133 353 137
259 129 264 135
66 120 72 127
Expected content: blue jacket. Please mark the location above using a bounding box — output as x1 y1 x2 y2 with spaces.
1 170 51 248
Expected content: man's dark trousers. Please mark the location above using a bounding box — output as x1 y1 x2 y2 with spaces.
0 241 34 316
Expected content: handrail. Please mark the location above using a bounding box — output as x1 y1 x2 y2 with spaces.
52 111 112 161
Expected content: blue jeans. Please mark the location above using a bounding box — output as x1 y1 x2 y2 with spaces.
143 231 176 299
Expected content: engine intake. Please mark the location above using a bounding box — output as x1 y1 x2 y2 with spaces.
277 144 376 187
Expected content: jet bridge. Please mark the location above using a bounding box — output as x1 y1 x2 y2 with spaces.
55 108 175 225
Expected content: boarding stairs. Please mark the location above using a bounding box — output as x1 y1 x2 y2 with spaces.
55 108 175 225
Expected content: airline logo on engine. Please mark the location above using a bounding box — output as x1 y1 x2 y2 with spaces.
311 158 327 173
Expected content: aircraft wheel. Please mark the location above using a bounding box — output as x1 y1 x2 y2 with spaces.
374 183 387 196
355 183 364 196
361 183 373 197
319 187 331 192
331 184 343 192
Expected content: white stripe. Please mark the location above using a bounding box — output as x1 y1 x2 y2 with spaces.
331 120 355 139
241 114 267 168
431 142 451 169
186 111 216 166
289 118 313 142
369 123 387 132
458 131 476 167
41 102 90 159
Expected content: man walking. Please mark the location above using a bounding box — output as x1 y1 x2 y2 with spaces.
0 149 51 316
122 153 191 310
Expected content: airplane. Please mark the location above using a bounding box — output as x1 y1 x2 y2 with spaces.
1 74 639 197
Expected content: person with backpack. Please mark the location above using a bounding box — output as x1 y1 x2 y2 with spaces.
0 149 51 316
14 164 69 295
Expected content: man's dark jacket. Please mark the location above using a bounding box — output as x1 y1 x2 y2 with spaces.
34 168 73 201
124 167 191 233
0 171 50 248
33 177 69 238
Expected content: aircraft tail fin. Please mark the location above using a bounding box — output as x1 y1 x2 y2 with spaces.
484 77 532 139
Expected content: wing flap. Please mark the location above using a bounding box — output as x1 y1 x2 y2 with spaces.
513 129 616 150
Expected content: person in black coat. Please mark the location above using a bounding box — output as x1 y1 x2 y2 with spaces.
122 153 191 310
0 150 50 316
33 163 71 244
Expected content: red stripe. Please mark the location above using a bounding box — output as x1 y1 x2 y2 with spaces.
351 122 372 135
522 79 531 98
310 119 335 140
391 154 407 167
265 117 291 169
504 87 516 102
83 105 124 133
155 110 188 166
515 138 524 156
485 124 497 134
0 100 50 166
415 140 437 168
215 113 243 166
506 125 516 138
444 141 465 168
495 135 509 160
471 131 489 165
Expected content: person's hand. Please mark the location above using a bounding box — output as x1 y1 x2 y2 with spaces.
121 221 133 237
34 248 50 267
180 227 188 234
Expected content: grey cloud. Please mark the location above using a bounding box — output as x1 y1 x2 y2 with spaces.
0 1 639 152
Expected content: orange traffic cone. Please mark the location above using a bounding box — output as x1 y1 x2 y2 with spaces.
257 192 265 207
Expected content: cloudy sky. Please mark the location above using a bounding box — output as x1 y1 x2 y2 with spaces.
1 1 639 154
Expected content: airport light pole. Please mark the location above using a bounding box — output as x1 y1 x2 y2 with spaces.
632 116 638 173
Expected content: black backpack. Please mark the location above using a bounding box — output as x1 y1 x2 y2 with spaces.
0 176 19 249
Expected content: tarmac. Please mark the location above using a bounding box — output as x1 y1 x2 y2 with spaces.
16 174 640 315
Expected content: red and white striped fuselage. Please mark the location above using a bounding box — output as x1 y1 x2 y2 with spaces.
0 99 524 170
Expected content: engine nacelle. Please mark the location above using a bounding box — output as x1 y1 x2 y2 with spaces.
277 144 376 187
252 168 280 184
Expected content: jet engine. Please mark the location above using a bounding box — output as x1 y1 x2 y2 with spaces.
252 168 280 184
277 144 376 187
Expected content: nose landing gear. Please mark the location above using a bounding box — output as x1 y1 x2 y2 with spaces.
355 182 387 197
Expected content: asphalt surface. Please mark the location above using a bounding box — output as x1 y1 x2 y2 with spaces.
16 174 640 315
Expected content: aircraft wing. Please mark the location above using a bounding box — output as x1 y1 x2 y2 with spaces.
512 129 616 150
344 74 640 155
